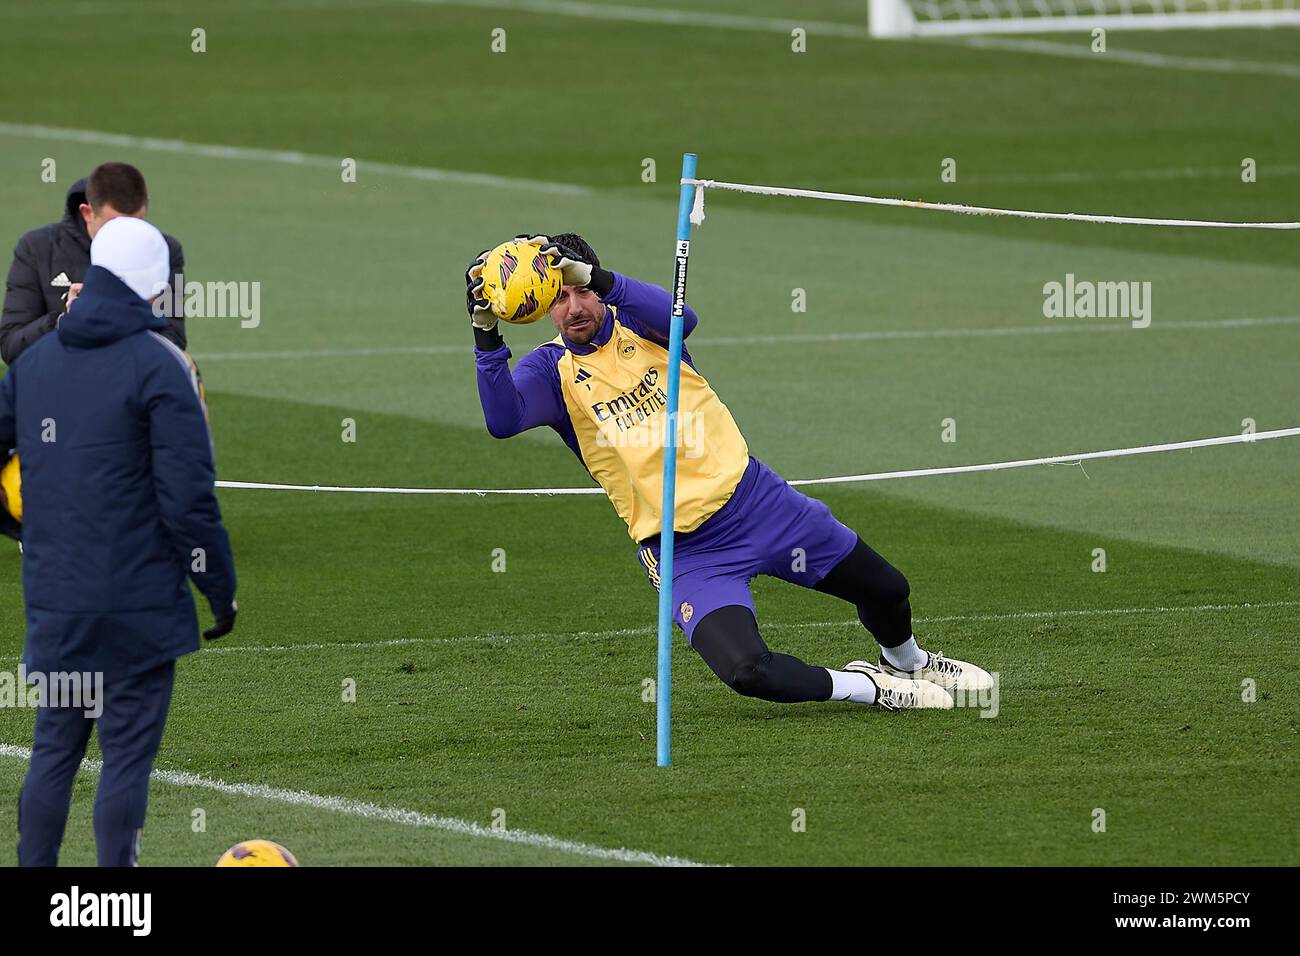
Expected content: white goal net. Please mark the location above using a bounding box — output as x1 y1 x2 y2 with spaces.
870 0 1300 36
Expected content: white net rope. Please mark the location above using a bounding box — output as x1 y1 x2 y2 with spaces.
684 177 1300 229
217 428 1300 495
214 174 1298 497
912 0 1297 22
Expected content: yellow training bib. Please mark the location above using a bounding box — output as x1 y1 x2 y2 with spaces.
554 318 748 540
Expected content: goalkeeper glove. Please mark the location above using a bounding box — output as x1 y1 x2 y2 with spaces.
516 234 614 297
464 248 498 330
517 234 594 288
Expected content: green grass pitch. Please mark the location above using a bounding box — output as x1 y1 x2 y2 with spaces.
0 0 1296 866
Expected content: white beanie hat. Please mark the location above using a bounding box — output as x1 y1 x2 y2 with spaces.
89 216 169 302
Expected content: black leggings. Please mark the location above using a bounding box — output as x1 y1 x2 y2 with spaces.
811 536 913 649
691 537 912 703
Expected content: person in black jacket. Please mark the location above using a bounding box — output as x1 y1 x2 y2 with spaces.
0 216 235 867
0 162 185 366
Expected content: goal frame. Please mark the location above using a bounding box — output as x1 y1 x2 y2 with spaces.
869 0 1300 37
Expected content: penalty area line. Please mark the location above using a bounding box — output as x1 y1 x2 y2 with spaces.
0 744 718 867
0 121 591 197
957 36 1300 80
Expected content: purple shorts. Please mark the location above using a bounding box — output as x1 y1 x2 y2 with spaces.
637 457 858 643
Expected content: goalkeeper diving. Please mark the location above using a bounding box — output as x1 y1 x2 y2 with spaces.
467 234 993 710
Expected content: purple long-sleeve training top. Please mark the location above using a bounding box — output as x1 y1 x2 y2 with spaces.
473 271 700 462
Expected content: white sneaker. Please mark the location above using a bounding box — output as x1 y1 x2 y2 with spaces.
880 651 994 693
844 660 953 710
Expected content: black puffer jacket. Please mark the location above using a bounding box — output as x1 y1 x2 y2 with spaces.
0 178 186 365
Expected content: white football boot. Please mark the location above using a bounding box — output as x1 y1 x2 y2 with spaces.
843 660 954 711
879 650 994 693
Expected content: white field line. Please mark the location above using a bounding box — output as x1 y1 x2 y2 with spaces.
0 0 866 35
188 315 1300 362
959 36 1300 80
192 599 1300 655
15 0 1300 89
5 599 1293 858
0 743 716 867
0 0 403 16
2 2 1292 77
4 121 1292 219
0 598 1290 665
0 122 591 197
214 427 1300 495
6 600 1288 664
412 0 874 38
416 0 1300 84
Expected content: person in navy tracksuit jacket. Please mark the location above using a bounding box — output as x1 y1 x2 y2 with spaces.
0 216 236 867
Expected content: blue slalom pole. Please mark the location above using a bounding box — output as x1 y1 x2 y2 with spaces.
657 152 697 767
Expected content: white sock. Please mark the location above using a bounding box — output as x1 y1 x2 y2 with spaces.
881 636 928 672
826 668 877 705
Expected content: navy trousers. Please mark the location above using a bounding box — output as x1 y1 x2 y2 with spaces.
17 660 176 867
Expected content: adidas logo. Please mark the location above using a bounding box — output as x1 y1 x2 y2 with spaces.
50 272 71 288
574 368 592 390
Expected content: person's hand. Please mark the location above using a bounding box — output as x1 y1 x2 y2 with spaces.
203 601 237 641
465 249 497 330
518 234 594 288
64 282 82 313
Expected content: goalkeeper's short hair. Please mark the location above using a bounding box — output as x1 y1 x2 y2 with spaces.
551 233 599 268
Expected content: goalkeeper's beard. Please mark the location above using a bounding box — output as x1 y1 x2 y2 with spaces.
555 305 602 345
